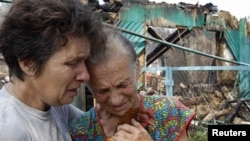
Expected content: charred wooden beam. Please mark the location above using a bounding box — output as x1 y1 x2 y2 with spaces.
146 27 190 66
219 99 250 124
147 26 165 41
225 101 243 124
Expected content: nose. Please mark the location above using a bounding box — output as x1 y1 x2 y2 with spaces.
109 88 122 105
76 63 90 82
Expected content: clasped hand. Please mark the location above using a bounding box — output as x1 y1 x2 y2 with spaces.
111 119 153 141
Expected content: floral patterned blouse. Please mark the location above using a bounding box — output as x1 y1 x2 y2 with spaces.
69 94 195 141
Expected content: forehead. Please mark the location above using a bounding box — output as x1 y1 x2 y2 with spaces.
49 37 90 61
65 37 90 50
88 56 134 87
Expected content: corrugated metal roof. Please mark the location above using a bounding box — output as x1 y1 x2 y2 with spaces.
224 19 250 63
117 20 145 55
120 4 205 28
224 19 250 99
116 4 206 55
117 4 250 98
225 30 240 60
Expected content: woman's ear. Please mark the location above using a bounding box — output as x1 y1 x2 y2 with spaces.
19 60 35 76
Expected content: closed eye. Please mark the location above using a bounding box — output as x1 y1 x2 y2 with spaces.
65 62 77 66
118 84 128 89
96 89 109 95
65 59 84 67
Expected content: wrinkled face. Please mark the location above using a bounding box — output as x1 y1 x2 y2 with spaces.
88 56 139 117
29 37 90 107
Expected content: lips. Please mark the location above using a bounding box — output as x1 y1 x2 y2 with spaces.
112 102 127 113
66 88 78 97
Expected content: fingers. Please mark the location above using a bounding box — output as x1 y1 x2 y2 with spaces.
114 119 153 141
137 113 155 127
131 119 143 128
137 113 149 121
117 119 143 132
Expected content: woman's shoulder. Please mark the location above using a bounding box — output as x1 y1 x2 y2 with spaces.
68 107 105 140
142 94 180 106
141 94 193 115
0 108 33 140
69 107 96 125
0 125 31 141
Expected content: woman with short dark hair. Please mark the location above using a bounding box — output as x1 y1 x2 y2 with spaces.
0 0 105 140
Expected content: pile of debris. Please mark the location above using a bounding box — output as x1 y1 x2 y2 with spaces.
179 85 250 124
141 83 250 125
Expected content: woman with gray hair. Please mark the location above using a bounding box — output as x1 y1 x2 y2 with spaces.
69 28 195 141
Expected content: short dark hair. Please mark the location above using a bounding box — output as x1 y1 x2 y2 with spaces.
0 0 105 81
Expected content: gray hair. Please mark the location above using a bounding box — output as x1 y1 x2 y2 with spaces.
86 28 137 69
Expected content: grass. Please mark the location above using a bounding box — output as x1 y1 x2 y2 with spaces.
188 124 208 141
